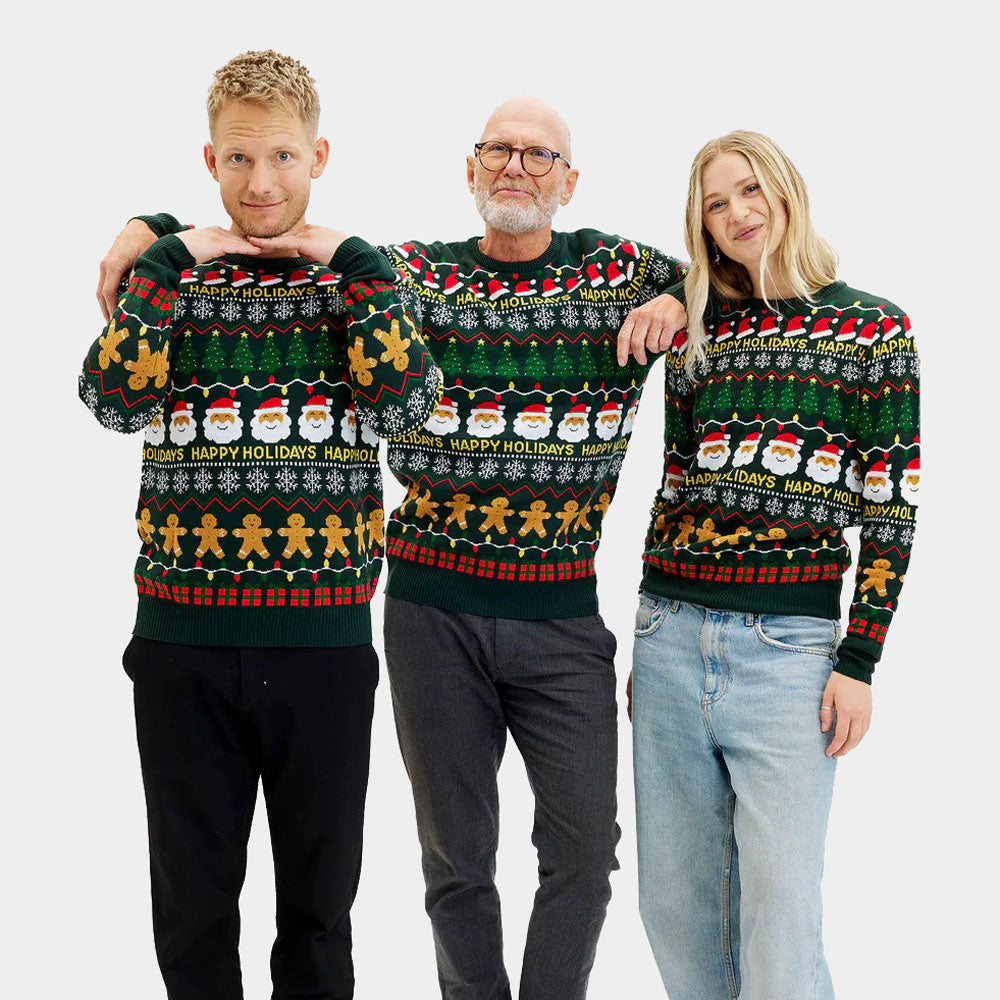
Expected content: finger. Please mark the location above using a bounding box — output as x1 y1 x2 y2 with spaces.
819 702 834 732
630 317 651 365
835 718 864 757
617 315 636 366
97 265 111 322
826 714 851 757
644 321 664 357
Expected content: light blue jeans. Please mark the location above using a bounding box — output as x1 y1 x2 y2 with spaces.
632 594 839 1000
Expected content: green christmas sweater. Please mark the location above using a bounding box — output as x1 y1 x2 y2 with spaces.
79 229 441 647
379 232 685 618
643 281 920 682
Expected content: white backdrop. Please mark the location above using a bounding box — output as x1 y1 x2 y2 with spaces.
4 2 994 997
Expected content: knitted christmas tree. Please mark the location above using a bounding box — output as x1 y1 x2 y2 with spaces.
201 330 227 373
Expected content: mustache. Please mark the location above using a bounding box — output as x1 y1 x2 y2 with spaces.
488 179 538 200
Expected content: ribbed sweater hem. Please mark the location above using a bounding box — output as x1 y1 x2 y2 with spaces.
640 564 842 620
385 558 598 619
134 595 373 647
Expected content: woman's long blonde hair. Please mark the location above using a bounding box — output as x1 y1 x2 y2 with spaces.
683 131 837 373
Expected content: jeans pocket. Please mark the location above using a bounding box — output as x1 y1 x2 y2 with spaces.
634 593 669 637
754 614 839 657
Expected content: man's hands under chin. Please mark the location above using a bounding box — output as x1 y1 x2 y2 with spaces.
247 226 350 265
175 227 261 266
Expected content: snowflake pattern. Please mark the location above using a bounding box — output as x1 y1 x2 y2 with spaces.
867 360 885 383
832 507 852 526
764 496 783 516
506 458 527 480
218 468 241 494
819 356 837 375
141 465 156 490
173 299 187 320
531 460 553 482
754 351 771 368
811 503 829 522
244 467 268 493
81 382 98 411
193 467 213 493
482 308 503 329
507 311 529 333
910 356 921 377
274 299 295 321
740 491 756 510
275 467 297 492
733 352 751 371
303 468 322 493
561 304 580 326
890 356 907 377
349 468 368 493
98 407 124 432
723 488 738 507
899 526 915 546
582 305 601 329
407 388 427 415
301 297 322 318
876 525 895 545
156 470 170 493
843 362 861 382
787 500 806 519
382 404 406 435
534 305 556 328
430 302 453 327
220 300 242 323
576 462 594 483
458 307 479 329
410 450 431 472
172 469 189 493
776 351 793 369
609 454 625 478
192 297 214 321
648 254 672 287
455 457 475 478
556 464 574 484
326 468 345 492
432 454 451 476
247 301 268 325
479 457 500 480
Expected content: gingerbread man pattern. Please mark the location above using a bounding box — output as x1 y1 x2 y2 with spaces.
193 513 227 559
278 513 314 558
233 514 272 559
320 514 351 559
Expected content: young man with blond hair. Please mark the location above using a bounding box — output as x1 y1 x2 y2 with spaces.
80 50 439 1000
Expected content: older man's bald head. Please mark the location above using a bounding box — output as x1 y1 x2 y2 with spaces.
481 96 572 161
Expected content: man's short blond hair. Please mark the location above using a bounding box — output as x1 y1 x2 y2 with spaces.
207 50 320 136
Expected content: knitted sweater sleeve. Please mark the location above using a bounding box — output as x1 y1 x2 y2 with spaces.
78 234 194 433
131 213 189 237
331 237 441 439
835 312 920 682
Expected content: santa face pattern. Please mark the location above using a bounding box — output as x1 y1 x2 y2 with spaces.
251 406 292 443
760 437 804 476
805 447 842 485
169 410 197 445
513 407 552 440
203 407 244 444
297 401 334 443
466 407 507 438
144 412 166 445
731 434 761 468
425 403 460 435
696 434 732 471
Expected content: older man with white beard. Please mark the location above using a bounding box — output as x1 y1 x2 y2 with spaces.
101 94 688 1000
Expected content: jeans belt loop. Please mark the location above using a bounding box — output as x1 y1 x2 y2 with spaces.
745 611 755 627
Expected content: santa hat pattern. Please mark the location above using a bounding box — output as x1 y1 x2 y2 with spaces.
255 397 289 417
207 397 240 415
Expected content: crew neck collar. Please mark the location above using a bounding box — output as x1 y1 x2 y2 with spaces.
744 281 845 312
466 233 562 274
223 254 314 272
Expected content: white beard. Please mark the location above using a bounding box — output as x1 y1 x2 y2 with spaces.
595 417 621 441
863 480 894 503
144 418 165 445
805 455 842 484
425 412 459 435
340 415 357 445
474 178 562 235
761 447 802 476
466 414 506 438
697 446 731 471
661 479 684 502
557 420 590 443
203 417 244 444
514 418 551 440
845 460 864 493
359 422 379 446
169 419 197 446
251 417 291 443
621 408 638 435
732 443 759 468
900 480 919 505
298 412 334 443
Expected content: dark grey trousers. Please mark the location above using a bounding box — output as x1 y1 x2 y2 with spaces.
384 597 621 1000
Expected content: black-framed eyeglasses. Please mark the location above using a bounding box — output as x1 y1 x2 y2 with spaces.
474 141 570 177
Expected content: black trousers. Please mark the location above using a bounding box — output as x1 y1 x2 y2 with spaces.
123 636 379 1000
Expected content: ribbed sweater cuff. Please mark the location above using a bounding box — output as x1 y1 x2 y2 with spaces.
140 234 196 275
832 646 875 685
131 213 185 237
331 236 394 284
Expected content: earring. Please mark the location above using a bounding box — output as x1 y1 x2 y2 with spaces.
712 241 721 265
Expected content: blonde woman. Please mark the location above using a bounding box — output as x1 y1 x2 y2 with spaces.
628 132 920 998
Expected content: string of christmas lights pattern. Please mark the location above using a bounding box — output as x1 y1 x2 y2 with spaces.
79 234 441 646
642 281 920 682
376 230 684 618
